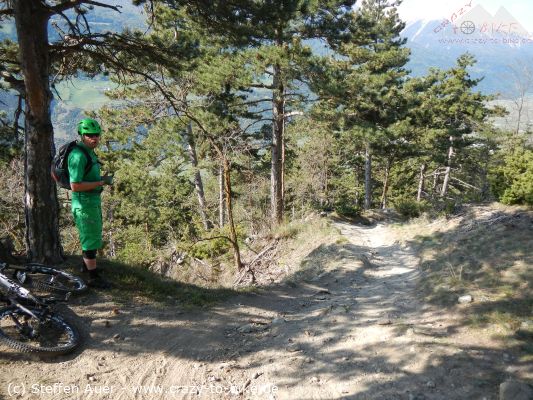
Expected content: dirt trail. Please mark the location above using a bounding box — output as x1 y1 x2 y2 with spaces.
0 221 517 399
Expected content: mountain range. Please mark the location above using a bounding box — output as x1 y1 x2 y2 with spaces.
1 2 531 138
402 4 533 97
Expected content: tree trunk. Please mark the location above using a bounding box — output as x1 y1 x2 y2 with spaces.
186 123 212 230
432 170 439 194
364 144 372 210
222 157 242 271
14 1 62 263
441 167 451 197
281 106 286 212
441 136 454 197
480 151 490 200
515 95 524 135
218 164 225 227
380 159 391 209
270 62 284 225
354 166 360 208
416 163 426 202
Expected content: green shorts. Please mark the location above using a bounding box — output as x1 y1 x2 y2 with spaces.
72 206 103 251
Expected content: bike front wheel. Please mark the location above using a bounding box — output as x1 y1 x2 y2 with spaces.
0 306 80 355
17 263 87 295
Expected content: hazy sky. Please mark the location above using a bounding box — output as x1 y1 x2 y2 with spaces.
397 0 533 30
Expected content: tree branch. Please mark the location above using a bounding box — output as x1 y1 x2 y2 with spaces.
250 83 275 90
229 97 272 107
0 71 25 95
283 110 303 119
242 117 272 133
450 177 480 191
0 8 14 17
51 0 121 14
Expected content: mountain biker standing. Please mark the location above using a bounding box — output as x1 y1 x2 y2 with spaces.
69 118 112 289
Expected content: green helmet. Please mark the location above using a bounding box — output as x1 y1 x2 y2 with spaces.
77 118 102 135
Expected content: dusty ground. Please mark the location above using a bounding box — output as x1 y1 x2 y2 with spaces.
0 220 529 400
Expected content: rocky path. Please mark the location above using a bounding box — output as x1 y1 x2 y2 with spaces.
0 221 517 399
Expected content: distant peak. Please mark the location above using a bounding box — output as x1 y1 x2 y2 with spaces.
494 6 515 17
458 4 495 23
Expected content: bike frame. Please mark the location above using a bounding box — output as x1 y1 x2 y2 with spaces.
0 272 46 319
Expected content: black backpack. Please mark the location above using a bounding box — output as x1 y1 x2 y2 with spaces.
51 141 93 190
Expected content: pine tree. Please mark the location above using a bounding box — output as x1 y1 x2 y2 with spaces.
311 0 410 210
143 0 357 224
415 54 504 199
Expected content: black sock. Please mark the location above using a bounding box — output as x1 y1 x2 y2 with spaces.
89 269 99 278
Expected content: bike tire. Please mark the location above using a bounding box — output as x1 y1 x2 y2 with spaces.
19 263 87 295
0 306 80 355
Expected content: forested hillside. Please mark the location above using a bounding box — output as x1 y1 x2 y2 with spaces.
0 0 531 276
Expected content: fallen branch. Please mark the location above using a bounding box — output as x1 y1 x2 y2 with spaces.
233 240 279 287
233 264 254 286
463 212 524 231
450 177 480 191
247 240 279 269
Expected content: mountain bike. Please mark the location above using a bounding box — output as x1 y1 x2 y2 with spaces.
0 261 87 295
0 262 81 355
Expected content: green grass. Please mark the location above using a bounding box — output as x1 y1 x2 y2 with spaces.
408 206 533 354
335 236 349 245
271 220 305 240
56 79 116 110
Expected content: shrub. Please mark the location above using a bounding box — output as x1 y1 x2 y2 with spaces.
188 225 245 260
189 235 229 260
490 147 533 206
334 203 361 219
0 157 25 250
271 221 303 240
393 197 424 219
114 225 157 266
